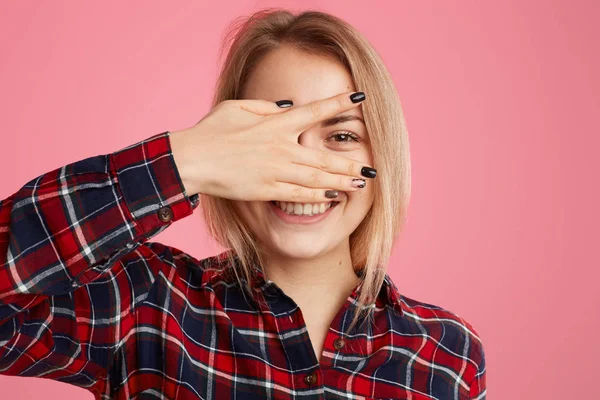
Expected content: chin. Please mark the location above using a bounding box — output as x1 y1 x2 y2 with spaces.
265 233 337 260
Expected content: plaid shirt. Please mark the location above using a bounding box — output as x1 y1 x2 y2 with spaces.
0 131 486 399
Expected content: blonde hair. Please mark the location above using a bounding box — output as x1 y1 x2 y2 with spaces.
200 8 411 335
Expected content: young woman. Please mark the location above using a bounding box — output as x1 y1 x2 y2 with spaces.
0 9 486 400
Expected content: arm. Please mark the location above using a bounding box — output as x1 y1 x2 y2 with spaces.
468 330 487 399
0 131 199 394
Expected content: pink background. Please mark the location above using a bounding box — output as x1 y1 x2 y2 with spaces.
1 1 598 398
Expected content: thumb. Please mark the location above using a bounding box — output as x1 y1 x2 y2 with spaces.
238 99 293 115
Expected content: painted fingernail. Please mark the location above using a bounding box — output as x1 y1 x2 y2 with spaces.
361 167 377 178
325 190 339 199
351 179 366 188
350 92 365 103
276 100 293 108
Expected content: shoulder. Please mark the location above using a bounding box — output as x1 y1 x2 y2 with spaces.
396 292 486 386
115 241 231 286
399 293 483 342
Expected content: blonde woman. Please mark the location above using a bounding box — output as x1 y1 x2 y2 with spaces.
0 8 486 400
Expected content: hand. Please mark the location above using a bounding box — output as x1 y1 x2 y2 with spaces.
169 91 376 203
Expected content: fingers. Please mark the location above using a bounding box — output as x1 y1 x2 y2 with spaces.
268 181 346 203
276 162 368 194
264 144 377 203
235 99 294 116
269 91 366 134
291 144 377 181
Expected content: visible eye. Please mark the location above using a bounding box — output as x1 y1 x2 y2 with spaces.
327 131 361 144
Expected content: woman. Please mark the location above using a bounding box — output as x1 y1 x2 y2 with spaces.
0 8 486 400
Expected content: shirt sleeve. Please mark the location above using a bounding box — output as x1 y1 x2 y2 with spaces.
0 131 199 394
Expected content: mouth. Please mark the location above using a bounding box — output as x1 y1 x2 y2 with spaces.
269 200 340 212
267 200 340 224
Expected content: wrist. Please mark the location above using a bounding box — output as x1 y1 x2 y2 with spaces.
169 129 197 196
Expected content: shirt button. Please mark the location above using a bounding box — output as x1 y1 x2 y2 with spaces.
264 282 279 295
304 372 317 386
158 206 173 222
333 337 345 350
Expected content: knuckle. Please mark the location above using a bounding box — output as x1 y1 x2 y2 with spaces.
319 150 331 170
268 142 284 156
269 164 283 176
219 99 234 108
266 139 287 154
310 169 321 185
266 129 285 144
311 188 318 201
340 174 348 188
347 160 356 177
310 102 321 118
291 185 304 201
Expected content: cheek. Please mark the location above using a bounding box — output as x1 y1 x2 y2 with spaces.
349 179 375 208
232 201 266 228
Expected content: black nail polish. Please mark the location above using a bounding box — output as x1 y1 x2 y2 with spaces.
361 167 377 178
325 190 339 199
350 92 365 103
275 100 293 108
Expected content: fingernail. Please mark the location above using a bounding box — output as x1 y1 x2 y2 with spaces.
325 190 339 199
350 92 365 103
276 100 293 108
351 179 366 188
361 167 377 178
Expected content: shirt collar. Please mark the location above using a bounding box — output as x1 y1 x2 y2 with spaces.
204 251 404 317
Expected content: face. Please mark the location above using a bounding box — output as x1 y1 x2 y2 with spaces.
235 45 375 260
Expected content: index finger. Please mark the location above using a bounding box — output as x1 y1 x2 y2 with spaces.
270 91 366 135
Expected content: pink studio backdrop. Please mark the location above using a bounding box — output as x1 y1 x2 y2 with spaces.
1 1 598 399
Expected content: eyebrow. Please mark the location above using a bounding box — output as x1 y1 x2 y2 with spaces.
320 114 365 128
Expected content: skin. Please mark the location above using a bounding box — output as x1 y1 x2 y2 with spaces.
235 45 375 360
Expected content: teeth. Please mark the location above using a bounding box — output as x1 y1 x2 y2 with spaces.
273 201 335 216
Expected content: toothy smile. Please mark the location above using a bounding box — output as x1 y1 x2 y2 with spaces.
269 200 339 216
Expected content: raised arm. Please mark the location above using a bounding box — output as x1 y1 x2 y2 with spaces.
0 131 198 395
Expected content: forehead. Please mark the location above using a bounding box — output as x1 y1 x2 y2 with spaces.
242 45 359 110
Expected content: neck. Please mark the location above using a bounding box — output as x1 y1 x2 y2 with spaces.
260 239 360 313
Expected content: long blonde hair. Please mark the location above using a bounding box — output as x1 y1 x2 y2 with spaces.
200 8 411 335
